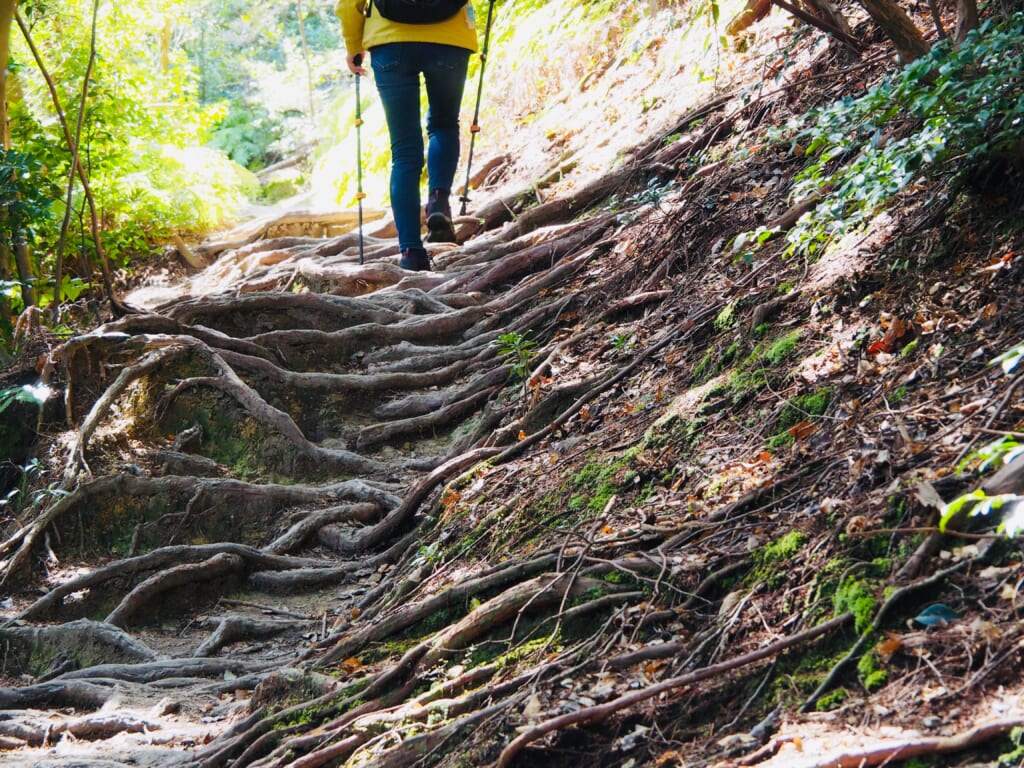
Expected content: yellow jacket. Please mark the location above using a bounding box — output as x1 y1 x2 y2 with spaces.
335 1 479 56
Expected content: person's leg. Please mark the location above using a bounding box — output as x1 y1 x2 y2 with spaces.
422 44 470 242
371 44 426 255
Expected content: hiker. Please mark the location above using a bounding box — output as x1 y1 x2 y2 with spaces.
336 0 479 271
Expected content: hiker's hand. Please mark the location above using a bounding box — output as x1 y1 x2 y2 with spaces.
348 53 367 76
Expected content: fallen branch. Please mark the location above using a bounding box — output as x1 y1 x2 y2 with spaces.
496 613 852 768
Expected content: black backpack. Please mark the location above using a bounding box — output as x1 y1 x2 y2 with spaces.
367 0 469 24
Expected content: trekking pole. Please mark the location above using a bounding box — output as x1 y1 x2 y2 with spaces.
458 0 497 217
354 53 366 265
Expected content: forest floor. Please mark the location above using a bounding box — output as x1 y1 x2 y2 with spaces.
2 5 1024 768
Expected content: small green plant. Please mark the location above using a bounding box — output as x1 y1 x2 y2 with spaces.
0 383 50 415
940 341 1024 538
742 13 1024 262
609 331 635 354
496 332 537 384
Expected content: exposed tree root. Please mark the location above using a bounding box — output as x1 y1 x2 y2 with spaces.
775 716 1024 768
0 680 114 711
105 552 247 628
0 618 157 673
195 616 308 657
496 614 853 768
2 475 385 590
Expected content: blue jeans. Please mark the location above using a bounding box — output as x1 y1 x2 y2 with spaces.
370 43 471 251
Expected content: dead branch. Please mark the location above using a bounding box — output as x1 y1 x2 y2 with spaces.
496 613 852 768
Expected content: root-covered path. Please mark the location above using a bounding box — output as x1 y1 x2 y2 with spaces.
4 21 1024 768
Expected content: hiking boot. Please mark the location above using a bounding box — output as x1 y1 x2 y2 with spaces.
399 246 431 271
424 188 457 244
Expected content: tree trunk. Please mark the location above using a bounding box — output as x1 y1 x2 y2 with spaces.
856 0 929 62
0 0 12 150
0 242 12 328
13 234 36 309
954 0 979 42
0 0 17 317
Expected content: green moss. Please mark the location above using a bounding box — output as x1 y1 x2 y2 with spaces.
777 388 833 432
857 651 888 692
815 688 847 711
749 531 808 588
726 368 766 403
834 576 877 634
764 330 802 365
715 303 736 330
758 531 809 563
566 450 639 515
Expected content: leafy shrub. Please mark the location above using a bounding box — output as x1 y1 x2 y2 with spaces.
768 13 1024 259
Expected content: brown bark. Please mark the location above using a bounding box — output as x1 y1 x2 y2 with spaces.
0 0 12 151
955 0 980 42
856 0 929 63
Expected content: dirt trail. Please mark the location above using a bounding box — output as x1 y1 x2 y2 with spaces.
3 14 1024 768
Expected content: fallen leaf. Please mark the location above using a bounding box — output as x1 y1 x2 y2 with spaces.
788 421 817 440
876 634 903 662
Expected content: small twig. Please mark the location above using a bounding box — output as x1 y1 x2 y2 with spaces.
217 598 310 620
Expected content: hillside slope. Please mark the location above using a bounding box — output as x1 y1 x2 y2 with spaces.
2 2 1024 768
